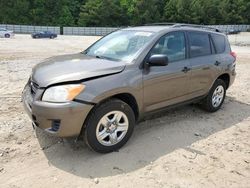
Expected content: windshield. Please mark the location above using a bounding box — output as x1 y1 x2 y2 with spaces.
85 30 155 62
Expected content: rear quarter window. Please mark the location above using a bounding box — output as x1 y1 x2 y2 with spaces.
188 32 211 58
211 34 226 54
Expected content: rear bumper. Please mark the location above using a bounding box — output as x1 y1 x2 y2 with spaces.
228 64 236 88
229 72 236 88
22 85 93 137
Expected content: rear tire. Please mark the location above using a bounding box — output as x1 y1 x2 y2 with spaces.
5 34 10 38
201 79 226 112
84 99 135 153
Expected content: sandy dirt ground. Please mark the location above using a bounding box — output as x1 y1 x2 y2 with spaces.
0 33 250 188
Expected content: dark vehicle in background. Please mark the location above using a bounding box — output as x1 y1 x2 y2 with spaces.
227 29 240 35
23 24 236 153
31 31 57 39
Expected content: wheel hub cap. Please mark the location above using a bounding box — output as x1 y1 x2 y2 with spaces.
212 85 224 108
108 124 117 132
96 111 129 146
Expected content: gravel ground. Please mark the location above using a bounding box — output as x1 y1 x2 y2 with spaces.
0 34 250 188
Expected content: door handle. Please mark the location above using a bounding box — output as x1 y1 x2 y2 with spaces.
214 61 221 66
182 67 191 73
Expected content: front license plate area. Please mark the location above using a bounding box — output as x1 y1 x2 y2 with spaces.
23 86 33 110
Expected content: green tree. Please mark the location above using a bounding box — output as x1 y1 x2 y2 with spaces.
221 0 246 24
0 0 250 26
58 5 74 26
176 0 194 23
164 0 179 23
29 0 75 26
243 0 250 23
67 0 84 25
200 0 223 24
0 0 30 24
132 0 163 25
120 0 136 24
190 0 203 24
78 0 128 26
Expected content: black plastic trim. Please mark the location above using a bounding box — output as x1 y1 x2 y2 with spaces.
73 99 95 105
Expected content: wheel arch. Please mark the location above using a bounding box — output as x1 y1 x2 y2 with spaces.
217 73 230 89
91 92 139 121
110 93 139 121
79 92 139 138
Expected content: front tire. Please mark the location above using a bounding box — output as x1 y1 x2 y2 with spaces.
5 34 10 38
201 79 226 112
84 99 135 153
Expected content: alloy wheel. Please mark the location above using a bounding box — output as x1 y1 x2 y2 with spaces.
96 111 129 146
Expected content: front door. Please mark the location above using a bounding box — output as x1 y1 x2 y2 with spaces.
143 31 192 112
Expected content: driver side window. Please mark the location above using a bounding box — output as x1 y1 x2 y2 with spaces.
151 32 186 62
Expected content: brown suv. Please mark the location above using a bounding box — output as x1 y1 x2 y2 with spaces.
22 24 236 153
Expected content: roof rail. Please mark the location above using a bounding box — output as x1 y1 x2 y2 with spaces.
143 22 177 26
172 23 221 32
143 22 221 32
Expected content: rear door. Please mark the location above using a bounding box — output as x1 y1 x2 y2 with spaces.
187 31 217 97
143 31 192 112
211 33 229 69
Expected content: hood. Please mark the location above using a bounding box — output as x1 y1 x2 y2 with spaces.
31 53 126 87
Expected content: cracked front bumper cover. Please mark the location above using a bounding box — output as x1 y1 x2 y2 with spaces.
22 85 93 137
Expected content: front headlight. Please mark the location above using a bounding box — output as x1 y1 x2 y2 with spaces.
42 84 85 102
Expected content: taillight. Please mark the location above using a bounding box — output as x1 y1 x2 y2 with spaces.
230 51 237 60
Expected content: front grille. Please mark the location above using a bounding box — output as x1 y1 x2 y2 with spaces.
30 81 39 96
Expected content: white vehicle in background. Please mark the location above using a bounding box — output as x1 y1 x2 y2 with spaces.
0 28 14 38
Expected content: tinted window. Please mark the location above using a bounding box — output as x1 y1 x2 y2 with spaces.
151 32 186 62
211 34 225 54
188 32 211 58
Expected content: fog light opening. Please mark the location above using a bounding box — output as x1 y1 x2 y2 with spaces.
49 119 61 132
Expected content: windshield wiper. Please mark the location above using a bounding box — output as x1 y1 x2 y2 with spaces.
95 55 103 59
81 50 88 54
95 55 119 61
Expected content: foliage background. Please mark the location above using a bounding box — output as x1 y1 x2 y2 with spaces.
0 0 249 26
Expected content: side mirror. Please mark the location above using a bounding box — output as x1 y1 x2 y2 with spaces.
148 54 168 66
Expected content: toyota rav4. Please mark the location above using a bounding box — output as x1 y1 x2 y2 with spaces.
22 24 236 153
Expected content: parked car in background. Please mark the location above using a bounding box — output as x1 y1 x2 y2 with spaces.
31 31 57 39
0 28 14 38
227 29 240 35
22 24 236 153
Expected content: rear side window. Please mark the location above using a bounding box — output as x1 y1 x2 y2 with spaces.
211 34 226 54
188 32 211 58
